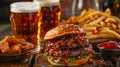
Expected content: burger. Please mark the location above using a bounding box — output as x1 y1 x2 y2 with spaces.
44 24 93 66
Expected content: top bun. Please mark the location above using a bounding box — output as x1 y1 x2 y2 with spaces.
44 24 85 40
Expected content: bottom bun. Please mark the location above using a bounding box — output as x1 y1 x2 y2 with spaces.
47 54 92 66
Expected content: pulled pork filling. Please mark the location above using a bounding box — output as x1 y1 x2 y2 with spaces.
45 34 92 61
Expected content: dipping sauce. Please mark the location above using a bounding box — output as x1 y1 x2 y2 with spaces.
98 41 120 50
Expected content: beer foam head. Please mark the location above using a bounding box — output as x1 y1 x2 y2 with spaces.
34 0 60 7
10 2 41 13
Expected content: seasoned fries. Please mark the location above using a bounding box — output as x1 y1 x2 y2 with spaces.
63 8 120 40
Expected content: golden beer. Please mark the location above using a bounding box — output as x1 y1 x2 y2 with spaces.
34 0 61 38
10 2 41 47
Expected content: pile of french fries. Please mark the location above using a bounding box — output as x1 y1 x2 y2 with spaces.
63 8 120 40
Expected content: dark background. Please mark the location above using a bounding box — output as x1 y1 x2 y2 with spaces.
0 0 73 24
0 0 119 24
0 0 32 24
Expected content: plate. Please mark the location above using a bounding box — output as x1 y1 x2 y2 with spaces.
34 53 107 67
0 43 40 62
90 38 120 51
97 41 120 57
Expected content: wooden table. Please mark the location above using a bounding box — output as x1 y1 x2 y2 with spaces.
0 56 32 67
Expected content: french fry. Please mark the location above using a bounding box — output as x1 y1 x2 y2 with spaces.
80 9 87 16
86 33 114 40
94 24 100 27
106 22 111 27
87 8 96 13
118 24 120 30
83 27 96 31
89 16 105 25
100 21 105 27
104 8 111 15
102 27 110 30
100 29 120 39
115 30 120 34
94 15 99 19
86 35 98 39
105 18 117 23
111 24 117 30
86 32 93 36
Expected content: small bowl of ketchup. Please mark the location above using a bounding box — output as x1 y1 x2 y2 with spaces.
97 41 120 56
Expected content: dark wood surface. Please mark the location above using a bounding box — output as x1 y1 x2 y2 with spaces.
0 57 32 67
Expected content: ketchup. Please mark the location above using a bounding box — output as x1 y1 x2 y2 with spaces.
92 27 101 34
98 41 120 50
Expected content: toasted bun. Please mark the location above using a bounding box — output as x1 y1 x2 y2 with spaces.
44 24 85 40
47 54 92 66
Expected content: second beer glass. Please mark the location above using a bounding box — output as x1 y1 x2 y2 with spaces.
34 0 61 38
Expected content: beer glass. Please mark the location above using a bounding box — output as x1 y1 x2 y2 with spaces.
34 0 61 38
10 2 41 49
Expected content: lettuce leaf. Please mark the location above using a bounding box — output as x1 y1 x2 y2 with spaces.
54 57 60 63
67 57 76 63
81 54 88 58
